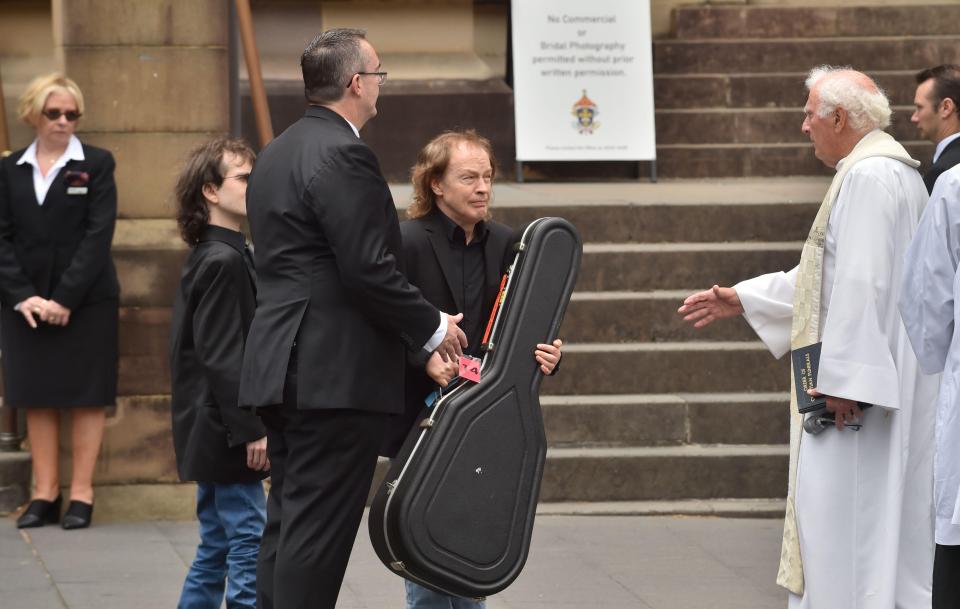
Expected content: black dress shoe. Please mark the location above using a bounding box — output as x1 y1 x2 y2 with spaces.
61 500 93 530
16 495 62 528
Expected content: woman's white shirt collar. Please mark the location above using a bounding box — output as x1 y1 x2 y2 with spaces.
15 135 85 205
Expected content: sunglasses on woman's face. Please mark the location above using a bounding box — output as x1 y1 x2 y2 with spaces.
42 109 82 122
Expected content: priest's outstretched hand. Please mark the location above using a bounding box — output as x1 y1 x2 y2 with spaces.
677 285 744 328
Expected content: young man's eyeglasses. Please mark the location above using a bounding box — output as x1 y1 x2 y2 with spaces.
347 72 388 87
42 109 82 122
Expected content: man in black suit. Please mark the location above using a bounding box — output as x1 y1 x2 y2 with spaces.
912 64 960 193
238 29 467 609
384 130 562 609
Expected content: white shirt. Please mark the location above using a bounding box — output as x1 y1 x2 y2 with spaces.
16 135 85 205
935 131 960 164
344 118 360 138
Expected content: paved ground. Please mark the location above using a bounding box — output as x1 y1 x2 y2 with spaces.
1 513 785 609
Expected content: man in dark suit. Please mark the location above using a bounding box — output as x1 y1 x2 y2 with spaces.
385 130 562 609
912 64 960 193
238 29 467 609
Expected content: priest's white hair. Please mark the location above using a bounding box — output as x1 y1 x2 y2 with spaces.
805 65 891 132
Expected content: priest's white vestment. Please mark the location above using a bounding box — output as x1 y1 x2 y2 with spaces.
900 163 960 546
735 153 938 609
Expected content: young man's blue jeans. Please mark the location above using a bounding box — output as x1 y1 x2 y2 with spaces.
178 481 266 609
405 580 486 609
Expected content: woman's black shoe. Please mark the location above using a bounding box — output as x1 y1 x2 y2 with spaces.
16 495 62 528
61 500 93 530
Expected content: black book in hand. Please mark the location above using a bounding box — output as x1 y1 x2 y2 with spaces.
791 342 828 414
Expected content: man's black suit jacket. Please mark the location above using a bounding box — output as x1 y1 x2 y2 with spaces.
381 210 514 457
239 106 440 414
0 142 119 310
924 136 960 193
169 226 266 483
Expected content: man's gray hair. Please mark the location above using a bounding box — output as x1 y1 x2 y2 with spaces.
301 28 367 104
805 65 891 132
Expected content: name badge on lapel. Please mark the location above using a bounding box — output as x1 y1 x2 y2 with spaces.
64 170 90 196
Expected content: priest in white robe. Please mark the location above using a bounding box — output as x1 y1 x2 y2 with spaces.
899 163 960 609
678 66 938 609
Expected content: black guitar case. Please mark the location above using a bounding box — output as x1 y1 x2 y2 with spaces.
368 217 582 598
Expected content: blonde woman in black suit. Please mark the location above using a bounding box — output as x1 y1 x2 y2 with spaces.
0 74 119 529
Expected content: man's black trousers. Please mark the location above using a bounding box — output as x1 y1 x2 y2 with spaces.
934 543 960 609
255 367 387 609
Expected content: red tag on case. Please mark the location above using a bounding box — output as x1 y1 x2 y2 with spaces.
458 355 481 383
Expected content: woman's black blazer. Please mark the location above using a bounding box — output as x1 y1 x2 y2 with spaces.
0 143 119 310
169 226 266 483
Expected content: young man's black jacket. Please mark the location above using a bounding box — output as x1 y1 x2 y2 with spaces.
169 225 266 483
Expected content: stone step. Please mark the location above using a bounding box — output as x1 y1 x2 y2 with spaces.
656 107 918 146
673 5 960 40
114 290 768 396
46 481 789 522
536 498 785 518
656 142 933 178
541 393 789 447
577 242 801 292
542 342 789 395
564 290 757 343
117 290 758 374
492 201 817 244
111 234 807 307
654 72 917 110
117 336 790 399
539 444 788 502
653 36 960 75
109 201 818 308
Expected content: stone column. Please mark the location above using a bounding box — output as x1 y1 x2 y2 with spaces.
52 0 230 518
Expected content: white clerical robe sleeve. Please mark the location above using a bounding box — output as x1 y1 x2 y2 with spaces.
734 266 798 359
817 170 904 409
899 170 960 374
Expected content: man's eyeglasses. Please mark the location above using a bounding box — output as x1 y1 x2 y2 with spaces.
347 72 388 87
42 109 82 122
223 173 250 183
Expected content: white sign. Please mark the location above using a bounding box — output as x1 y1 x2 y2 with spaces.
511 0 656 161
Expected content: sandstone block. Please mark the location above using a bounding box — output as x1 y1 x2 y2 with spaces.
64 47 228 133
82 132 217 218
57 0 227 46
51 396 178 486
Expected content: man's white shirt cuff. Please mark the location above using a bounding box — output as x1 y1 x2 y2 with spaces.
422 312 447 353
